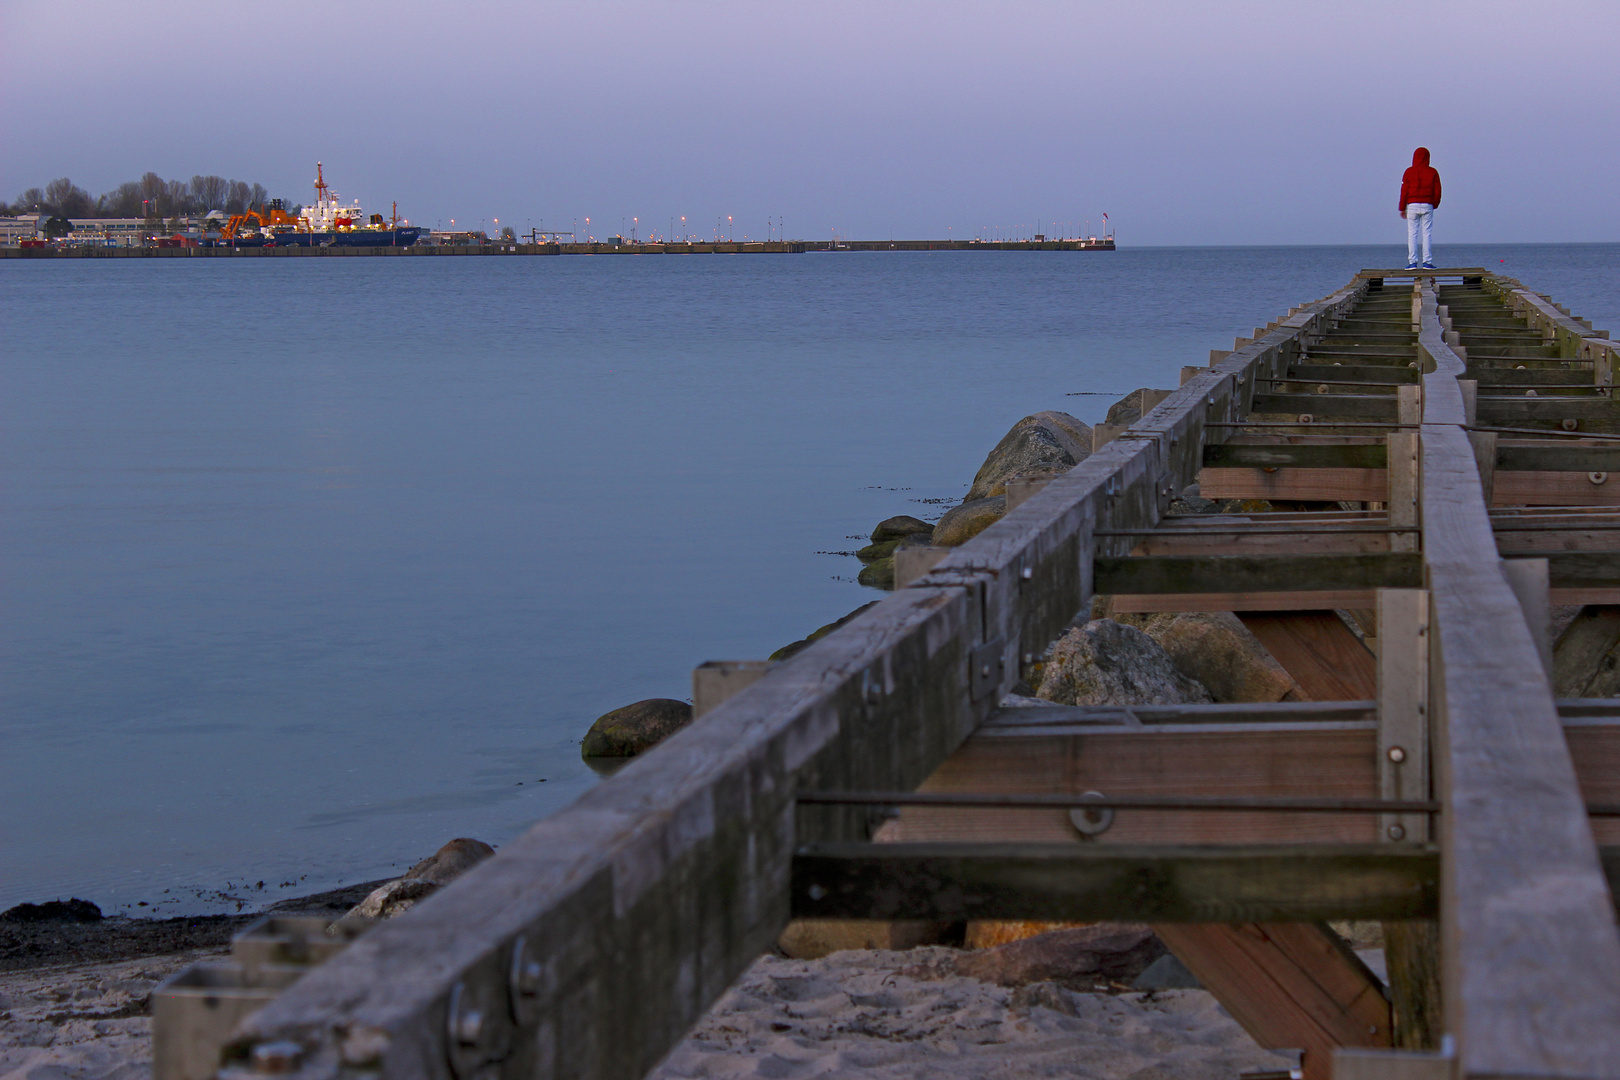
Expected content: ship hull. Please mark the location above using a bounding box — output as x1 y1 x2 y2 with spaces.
270 228 421 248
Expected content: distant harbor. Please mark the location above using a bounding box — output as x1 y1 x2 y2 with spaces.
1 236 1116 258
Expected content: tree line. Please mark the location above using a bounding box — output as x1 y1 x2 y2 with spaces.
1 173 300 219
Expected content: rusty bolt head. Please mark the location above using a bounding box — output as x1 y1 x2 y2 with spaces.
1387 824 1407 841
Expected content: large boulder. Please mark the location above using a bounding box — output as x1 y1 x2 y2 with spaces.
1105 388 1155 427
871 515 934 543
965 412 1092 502
769 603 879 661
1035 619 1213 706
1122 612 1303 703
581 698 694 757
346 838 495 919
952 923 1167 989
932 496 1006 547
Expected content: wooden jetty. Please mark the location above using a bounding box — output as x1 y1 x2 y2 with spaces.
191 269 1620 1079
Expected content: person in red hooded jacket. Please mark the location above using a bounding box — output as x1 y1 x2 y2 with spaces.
1399 147 1442 270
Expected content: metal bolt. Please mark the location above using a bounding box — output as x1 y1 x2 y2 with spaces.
251 1042 304 1074
454 1008 485 1046
1022 653 1033 665
1021 567 1033 580
1388 746 1407 764
1592 472 1609 485
1387 824 1407 841
1525 389 1537 397
515 959 543 996
1317 384 1329 394
1563 419 1579 431
980 664 992 677
807 884 827 901
1297 414 1313 424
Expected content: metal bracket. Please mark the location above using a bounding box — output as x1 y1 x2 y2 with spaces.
969 638 1004 702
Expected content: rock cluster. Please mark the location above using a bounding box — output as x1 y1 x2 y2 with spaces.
856 516 934 590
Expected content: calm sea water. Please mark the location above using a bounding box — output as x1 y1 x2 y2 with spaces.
3 243 1616 915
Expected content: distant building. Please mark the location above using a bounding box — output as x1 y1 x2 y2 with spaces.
0 215 41 243
67 218 147 246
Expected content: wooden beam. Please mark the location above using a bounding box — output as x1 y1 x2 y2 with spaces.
1152 922 1390 1079
1199 466 1386 502
1112 589 1380 613
1239 611 1378 701
1095 553 1423 595
1554 606 1620 697
790 842 1439 923
1204 443 1388 468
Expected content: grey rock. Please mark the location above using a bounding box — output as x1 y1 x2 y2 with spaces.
966 411 1092 502
581 698 694 758
871 515 934 543
346 838 495 920
932 496 1006 547
1105 388 1155 427
1035 619 1214 706
769 602 879 662
1132 952 1202 991
1121 612 1302 703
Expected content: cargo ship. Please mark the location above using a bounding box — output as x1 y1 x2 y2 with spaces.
221 163 419 247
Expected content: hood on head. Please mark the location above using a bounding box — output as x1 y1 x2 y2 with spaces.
1413 147 1430 167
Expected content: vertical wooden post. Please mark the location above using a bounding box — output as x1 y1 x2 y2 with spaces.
1457 380 1477 428
1467 430 1497 508
1377 588 1441 1051
1387 428 1420 556
1503 558 1553 680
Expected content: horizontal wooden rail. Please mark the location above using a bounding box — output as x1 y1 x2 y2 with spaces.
791 842 1442 922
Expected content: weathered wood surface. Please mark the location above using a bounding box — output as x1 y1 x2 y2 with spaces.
1153 922 1390 1079
1239 611 1377 701
791 842 1440 922
1417 281 1620 1076
1095 553 1423 594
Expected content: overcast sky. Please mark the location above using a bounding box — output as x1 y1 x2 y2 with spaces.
3 0 1615 244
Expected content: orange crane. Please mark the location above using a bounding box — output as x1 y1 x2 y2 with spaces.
220 201 300 241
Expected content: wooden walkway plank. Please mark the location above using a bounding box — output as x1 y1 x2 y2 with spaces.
1418 282 1620 1077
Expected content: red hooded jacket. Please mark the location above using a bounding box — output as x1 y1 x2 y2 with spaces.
1400 147 1442 212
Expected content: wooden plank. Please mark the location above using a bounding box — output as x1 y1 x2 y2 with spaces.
881 722 1382 845
1419 284 1620 1073
1198 466 1386 501
1493 470 1620 506
791 842 1440 922
1388 431 1420 554
1204 443 1389 468
1239 611 1378 701
1095 553 1422 595
1152 922 1390 1079
1112 589 1379 613
1134 529 1393 557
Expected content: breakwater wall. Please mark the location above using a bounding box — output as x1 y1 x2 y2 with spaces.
1 238 1115 259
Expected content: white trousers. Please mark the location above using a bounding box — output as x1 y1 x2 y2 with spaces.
1406 203 1434 266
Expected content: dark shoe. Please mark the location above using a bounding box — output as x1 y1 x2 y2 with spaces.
1421 262 1436 269
1405 262 1419 270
